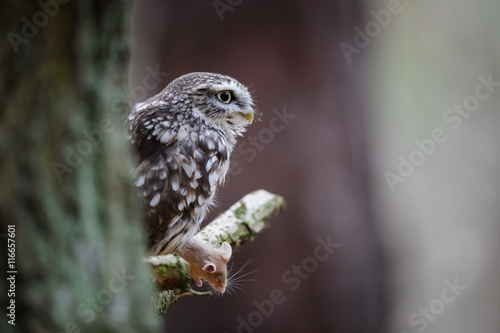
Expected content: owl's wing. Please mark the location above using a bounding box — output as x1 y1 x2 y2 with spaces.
130 103 229 255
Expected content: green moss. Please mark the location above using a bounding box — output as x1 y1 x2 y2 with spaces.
234 202 247 219
157 266 167 276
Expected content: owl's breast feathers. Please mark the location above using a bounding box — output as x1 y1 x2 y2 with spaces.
129 102 231 253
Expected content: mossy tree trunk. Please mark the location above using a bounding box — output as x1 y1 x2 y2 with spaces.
0 1 159 332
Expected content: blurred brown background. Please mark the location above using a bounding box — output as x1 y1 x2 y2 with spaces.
131 1 500 332
130 1 386 332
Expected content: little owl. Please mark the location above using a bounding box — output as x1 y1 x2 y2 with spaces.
128 72 255 258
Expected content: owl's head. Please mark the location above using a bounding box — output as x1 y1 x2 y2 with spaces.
164 72 256 137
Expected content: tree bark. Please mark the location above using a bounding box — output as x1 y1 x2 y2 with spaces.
1 1 159 332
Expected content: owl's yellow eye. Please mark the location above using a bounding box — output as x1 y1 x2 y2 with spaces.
216 91 232 104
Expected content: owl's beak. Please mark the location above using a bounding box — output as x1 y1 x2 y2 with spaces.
242 112 254 124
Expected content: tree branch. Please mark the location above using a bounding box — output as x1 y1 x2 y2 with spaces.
146 189 286 314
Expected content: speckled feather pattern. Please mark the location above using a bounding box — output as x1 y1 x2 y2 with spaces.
128 72 255 255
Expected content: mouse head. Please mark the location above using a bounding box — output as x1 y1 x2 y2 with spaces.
200 242 232 293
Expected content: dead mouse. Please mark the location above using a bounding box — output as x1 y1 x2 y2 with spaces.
178 239 232 293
